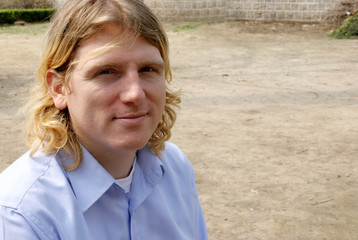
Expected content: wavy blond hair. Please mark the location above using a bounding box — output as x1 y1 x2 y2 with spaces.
25 0 180 170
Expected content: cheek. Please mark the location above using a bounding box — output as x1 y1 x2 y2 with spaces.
67 79 114 107
146 78 166 102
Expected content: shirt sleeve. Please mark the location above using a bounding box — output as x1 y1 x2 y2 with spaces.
196 204 208 240
0 206 47 240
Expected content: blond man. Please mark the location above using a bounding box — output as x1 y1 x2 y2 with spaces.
0 0 208 239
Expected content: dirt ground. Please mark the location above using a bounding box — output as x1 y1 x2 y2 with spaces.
1 21 358 239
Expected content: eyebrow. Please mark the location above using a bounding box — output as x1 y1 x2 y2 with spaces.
77 47 165 74
82 59 165 76
139 61 165 69
137 58 165 66
88 60 164 70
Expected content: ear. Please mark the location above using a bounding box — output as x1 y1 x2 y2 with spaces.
46 69 68 110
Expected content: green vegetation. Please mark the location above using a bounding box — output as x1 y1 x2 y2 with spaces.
0 8 55 25
330 11 358 39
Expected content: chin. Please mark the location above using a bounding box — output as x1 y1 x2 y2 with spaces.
112 140 149 152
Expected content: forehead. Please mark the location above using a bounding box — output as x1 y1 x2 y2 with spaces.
73 23 162 65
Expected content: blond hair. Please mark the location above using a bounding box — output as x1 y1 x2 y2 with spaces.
25 0 180 170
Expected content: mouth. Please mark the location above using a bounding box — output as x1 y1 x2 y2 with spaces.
113 112 147 125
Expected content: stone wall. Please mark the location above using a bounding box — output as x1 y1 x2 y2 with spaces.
143 0 227 21
144 0 358 23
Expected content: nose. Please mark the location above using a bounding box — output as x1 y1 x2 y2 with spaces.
120 71 145 105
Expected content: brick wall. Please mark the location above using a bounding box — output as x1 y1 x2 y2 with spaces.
144 0 358 23
143 0 227 21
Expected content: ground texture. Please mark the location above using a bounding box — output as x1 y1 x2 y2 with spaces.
1 21 358 239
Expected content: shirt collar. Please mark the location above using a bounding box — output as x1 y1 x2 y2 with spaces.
60 144 165 213
136 145 165 184
129 145 165 212
62 145 115 213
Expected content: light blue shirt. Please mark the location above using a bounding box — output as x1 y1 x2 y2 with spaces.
0 142 208 239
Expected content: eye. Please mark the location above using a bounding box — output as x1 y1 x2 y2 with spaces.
98 69 114 75
140 67 154 73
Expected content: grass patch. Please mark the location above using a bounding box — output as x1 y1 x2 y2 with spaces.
171 22 205 32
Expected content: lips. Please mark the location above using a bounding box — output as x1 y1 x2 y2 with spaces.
113 112 147 126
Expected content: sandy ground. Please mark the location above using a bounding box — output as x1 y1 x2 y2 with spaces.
1 21 358 239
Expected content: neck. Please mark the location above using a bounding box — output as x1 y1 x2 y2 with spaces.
96 150 136 179
82 142 137 179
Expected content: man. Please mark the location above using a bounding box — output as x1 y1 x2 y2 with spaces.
0 0 208 239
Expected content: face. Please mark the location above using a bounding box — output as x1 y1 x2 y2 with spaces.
62 24 166 159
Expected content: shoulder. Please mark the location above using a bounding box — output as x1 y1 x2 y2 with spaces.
137 142 194 181
161 142 195 181
0 150 91 239
0 150 62 209
162 142 188 161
